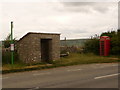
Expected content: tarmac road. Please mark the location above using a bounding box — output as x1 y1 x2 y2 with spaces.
2 63 119 89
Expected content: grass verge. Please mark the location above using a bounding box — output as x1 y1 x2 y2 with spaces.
2 53 120 74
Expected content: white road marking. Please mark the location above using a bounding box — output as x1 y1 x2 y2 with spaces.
34 87 39 89
27 87 39 90
67 69 82 72
112 65 118 66
98 66 108 68
95 64 100 65
33 72 51 76
0 77 9 79
31 71 38 73
94 73 119 79
91 64 118 69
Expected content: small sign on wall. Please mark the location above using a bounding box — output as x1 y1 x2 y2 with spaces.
11 44 14 51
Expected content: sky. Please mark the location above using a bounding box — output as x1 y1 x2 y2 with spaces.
0 0 118 40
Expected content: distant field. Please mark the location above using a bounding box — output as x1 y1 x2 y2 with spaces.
60 39 89 47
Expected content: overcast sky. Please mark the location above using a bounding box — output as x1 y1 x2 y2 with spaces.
0 1 118 40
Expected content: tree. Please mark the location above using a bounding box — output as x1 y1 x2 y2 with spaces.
84 30 120 56
3 34 11 48
84 34 100 55
111 30 120 55
3 34 16 48
101 30 120 55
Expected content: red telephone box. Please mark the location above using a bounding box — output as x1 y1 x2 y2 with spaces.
100 36 110 56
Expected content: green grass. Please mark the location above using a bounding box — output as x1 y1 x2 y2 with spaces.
2 53 119 73
53 53 119 66
2 62 26 70
2 61 50 70
2 51 19 64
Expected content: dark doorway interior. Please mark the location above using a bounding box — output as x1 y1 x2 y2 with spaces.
41 39 52 63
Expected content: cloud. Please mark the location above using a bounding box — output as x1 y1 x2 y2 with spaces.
60 2 116 13
1 2 118 40
119 2 120 29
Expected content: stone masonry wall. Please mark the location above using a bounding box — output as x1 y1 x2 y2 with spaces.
17 33 60 63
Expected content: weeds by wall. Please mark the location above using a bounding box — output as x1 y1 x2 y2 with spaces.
2 49 19 64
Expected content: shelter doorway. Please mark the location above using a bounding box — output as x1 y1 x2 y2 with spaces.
41 39 52 63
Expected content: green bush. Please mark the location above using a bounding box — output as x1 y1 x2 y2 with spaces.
2 51 19 64
101 30 120 55
84 38 99 55
84 30 120 56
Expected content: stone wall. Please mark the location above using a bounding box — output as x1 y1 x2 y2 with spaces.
17 33 60 64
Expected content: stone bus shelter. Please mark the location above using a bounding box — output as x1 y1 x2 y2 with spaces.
17 32 60 63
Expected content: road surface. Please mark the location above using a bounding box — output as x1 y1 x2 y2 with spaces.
2 63 119 89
